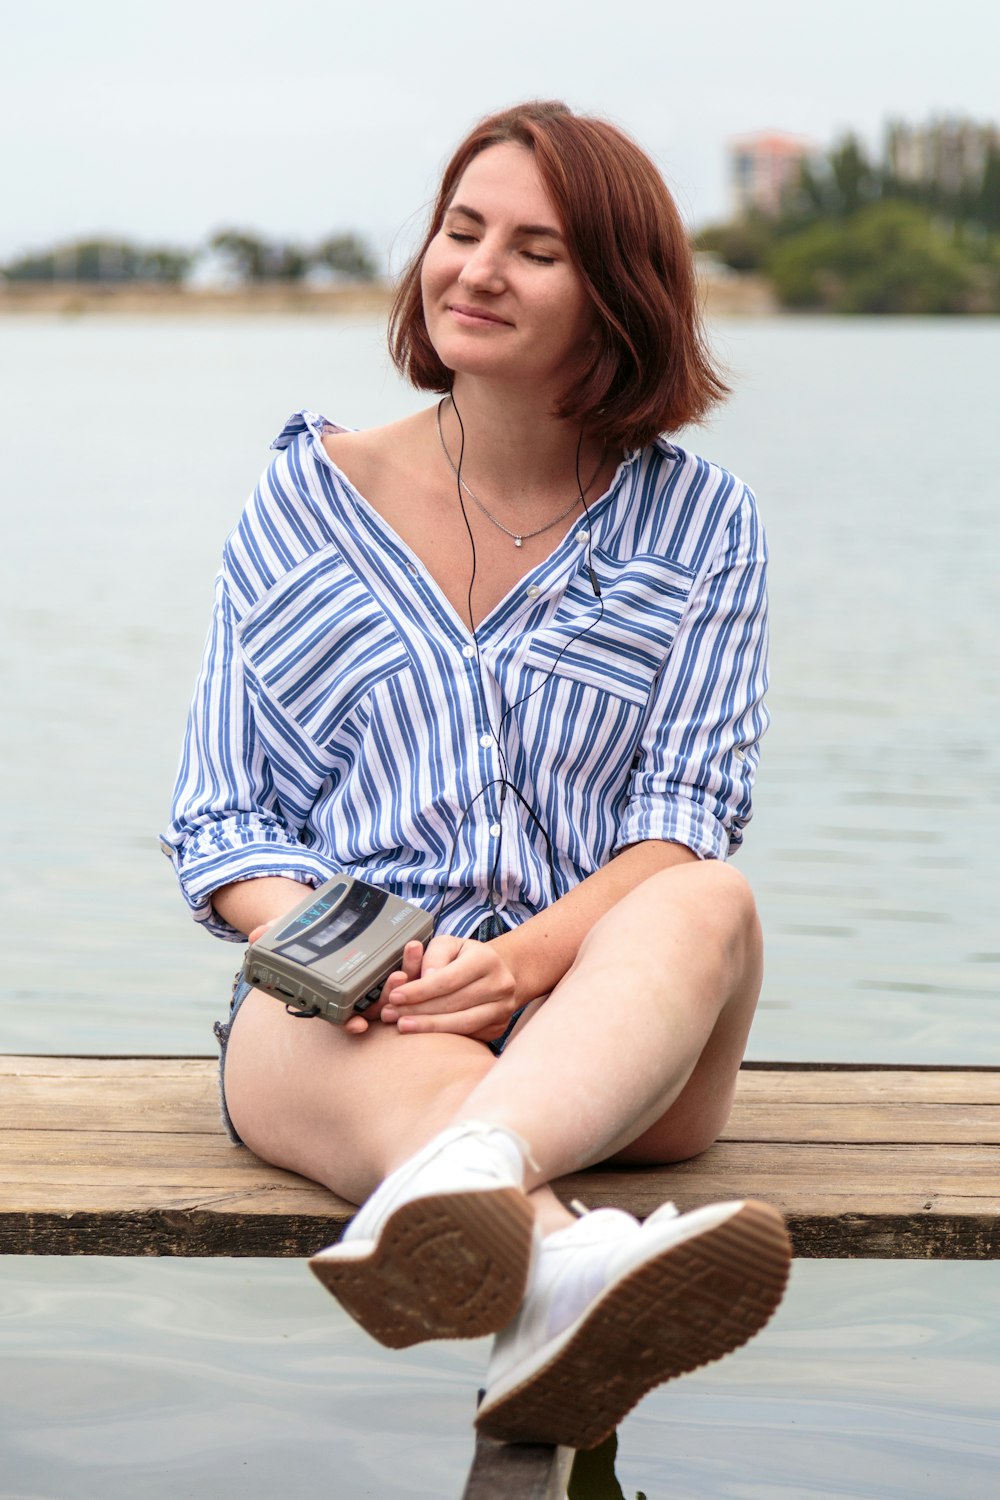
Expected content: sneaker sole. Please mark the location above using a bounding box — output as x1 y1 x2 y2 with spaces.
309 1186 535 1349
475 1198 791 1449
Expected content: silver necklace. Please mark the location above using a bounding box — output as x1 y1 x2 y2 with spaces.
436 399 604 548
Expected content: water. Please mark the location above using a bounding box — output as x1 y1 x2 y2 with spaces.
1 1258 997 1499
1 313 998 1496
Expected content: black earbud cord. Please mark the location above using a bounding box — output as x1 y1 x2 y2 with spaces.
432 393 606 930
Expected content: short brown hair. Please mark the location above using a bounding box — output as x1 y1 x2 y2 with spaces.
389 100 728 449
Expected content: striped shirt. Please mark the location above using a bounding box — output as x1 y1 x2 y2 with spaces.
161 410 769 942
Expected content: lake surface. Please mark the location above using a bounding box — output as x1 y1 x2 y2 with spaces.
1 313 998 1497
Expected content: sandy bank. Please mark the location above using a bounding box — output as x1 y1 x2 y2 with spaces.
0 282 396 318
0 274 777 319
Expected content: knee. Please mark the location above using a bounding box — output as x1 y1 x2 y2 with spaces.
700 859 760 942
645 857 761 956
616 1080 739 1167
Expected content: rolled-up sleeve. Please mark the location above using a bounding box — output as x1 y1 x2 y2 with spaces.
615 484 769 860
159 574 330 940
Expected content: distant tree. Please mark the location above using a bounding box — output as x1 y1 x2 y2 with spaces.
785 157 829 221
312 232 378 280
767 201 979 313
779 134 880 224
1 237 191 283
209 229 284 282
209 228 378 283
828 134 880 216
138 248 192 282
694 218 773 272
978 146 1000 233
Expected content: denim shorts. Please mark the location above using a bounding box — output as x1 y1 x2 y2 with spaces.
214 913 525 1146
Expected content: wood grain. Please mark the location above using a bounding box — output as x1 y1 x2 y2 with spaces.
1 1056 997 1258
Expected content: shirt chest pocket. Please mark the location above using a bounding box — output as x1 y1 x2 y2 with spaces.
521 552 697 708
236 550 411 750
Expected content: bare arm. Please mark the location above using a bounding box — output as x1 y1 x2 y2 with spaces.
383 840 697 1039
211 843 697 1041
211 876 314 936
491 840 697 1005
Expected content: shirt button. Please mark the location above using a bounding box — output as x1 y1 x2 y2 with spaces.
734 746 747 762
489 822 502 838
526 584 540 599
406 562 418 576
462 644 477 658
158 839 173 856
479 733 493 748
575 529 590 543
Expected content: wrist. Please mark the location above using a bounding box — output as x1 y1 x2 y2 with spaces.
488 928 541 1008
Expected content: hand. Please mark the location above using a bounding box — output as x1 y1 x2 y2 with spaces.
244 924 424 1037
339 938 425 1036
379 935 520 1043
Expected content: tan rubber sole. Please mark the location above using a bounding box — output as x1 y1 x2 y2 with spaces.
309 1185 535 1349
475 1199 791 1450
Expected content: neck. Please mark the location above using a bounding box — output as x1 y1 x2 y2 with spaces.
439 378 605 509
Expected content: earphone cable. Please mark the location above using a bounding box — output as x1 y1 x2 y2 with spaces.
435 395 606 925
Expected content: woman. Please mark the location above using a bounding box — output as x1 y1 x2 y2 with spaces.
162 100 789 1451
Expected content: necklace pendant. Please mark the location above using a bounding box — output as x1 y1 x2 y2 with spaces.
514 535 523 548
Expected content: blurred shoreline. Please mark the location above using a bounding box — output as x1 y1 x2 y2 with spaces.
0 274 778 319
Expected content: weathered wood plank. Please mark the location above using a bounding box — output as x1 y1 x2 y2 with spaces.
735 1067 1000 1103
4 1136 1000 1193
461 1434 573 1500
1 1057 997 1259
727 1102 1000 1143
4 1058 999 1139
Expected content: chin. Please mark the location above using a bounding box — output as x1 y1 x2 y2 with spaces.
432 342 517 383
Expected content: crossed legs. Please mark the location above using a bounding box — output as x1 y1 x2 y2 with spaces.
222 859 763 1217
222 859 783 1448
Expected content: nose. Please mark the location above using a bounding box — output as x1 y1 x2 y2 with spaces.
457 239 505 294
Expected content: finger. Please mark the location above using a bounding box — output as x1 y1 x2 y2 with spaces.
392 968 513 1014
419 934 465 972
397 1002 514 1038
395 950 493 1006
344 1014 370 1035
402 941 424 980
377 969 407 1009
388 976 499 1015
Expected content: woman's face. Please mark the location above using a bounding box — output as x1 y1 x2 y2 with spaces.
420 142 596 392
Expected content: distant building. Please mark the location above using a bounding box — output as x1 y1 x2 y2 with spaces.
729 132 814 218
886 117 1000 194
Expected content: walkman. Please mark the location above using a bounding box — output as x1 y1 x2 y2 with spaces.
241 874 434 1025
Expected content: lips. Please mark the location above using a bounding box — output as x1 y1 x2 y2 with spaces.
448 302 512 327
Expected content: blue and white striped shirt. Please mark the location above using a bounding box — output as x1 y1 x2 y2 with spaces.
162 410 769 941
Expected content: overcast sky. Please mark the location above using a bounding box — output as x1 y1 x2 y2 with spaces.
4 0 999 268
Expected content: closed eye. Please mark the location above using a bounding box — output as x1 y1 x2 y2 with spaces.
523 251 556 265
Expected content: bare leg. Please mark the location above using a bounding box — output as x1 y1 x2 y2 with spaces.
224 859 760 1229
223 992 496 1203
450 859 762 1184
229 859 783 1428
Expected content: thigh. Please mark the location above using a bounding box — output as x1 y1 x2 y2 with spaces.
608 879 763 1165
504 860 764 1168
223 988 495 1202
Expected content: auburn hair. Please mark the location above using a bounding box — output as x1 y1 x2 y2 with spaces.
389 101 728 450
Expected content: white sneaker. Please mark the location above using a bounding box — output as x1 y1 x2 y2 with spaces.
309 1121 537 1348
476 1198 791 1449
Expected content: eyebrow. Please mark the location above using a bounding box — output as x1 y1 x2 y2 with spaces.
445 203 563 240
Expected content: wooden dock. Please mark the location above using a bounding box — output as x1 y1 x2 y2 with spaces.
2 1056 998 1258
3 1054 997 1499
